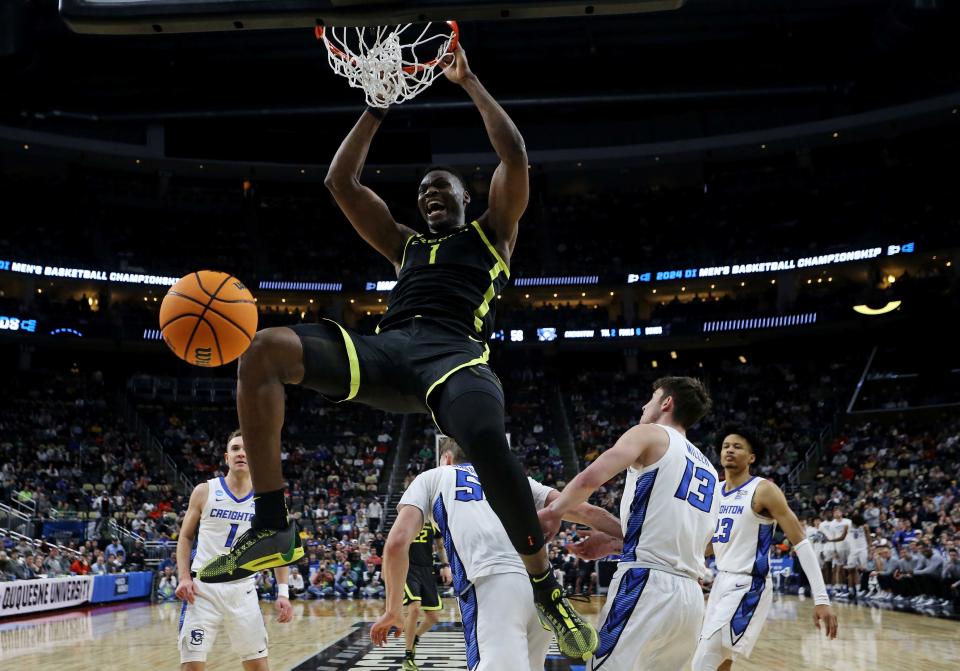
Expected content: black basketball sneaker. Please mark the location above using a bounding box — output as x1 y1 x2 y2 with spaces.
197 520 303 582
532 571 599 661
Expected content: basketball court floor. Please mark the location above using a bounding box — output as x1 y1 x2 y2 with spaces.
2 596 956 670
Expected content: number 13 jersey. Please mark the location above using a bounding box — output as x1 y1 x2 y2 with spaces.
618 424 719 580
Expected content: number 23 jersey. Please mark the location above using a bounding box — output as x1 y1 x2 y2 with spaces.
399 463 553 594
618 424 719 580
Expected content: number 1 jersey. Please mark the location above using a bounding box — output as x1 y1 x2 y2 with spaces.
618 424 719 580
191 476 256 582
398 463 553 594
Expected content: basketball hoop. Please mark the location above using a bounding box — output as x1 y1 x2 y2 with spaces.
315 21 459 108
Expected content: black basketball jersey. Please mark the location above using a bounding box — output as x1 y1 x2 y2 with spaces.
408 520 439 567
377 220 510 340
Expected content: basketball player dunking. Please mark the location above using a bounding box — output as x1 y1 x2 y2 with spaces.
176 430 293 670
372 438 622 670
195 45 597 659
539 377 719 671
691 428 838 671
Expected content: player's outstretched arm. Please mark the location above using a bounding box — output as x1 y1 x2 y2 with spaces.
755 481 838 640
325 110 417 272
371 504 424 646
539 424 664 540
443 46 527 257
174 483 206 604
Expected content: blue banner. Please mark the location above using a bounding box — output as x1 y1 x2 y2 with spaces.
42 520 87 542
90 571 154 604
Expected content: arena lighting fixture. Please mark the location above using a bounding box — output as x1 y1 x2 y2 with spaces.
738 355 747 364
670 351 678 360
887 274 897 283
651 360 658 368
853 301 902 316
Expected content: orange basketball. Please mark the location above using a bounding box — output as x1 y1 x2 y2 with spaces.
159 271 258 367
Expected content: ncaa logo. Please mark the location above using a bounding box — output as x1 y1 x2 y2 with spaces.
735 489 748 500
190 628 205 645
216 490 224 497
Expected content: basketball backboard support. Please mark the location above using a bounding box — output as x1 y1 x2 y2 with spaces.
59 0 685 34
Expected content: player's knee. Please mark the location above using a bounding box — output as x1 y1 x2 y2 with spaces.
238 327 303 385
455 423 508 462
241 658 270 671
692 632 726 671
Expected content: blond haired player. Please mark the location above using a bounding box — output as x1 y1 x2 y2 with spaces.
175 431 293 670
692 428 838 671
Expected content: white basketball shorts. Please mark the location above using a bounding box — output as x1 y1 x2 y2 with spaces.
698 570 773 660
458 571 553 671
178 579 268 663
590 566 704 671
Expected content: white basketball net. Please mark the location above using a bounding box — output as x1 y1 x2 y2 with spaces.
318 22 458 108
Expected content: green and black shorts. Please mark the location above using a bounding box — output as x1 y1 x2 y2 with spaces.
289 317 503 430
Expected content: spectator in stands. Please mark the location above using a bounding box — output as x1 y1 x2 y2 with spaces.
70 553 91 575
94 494 111 535
105 536 125 560
362 560 384 598
913 542 945 606
255 569 276 599
307 562 336 599
157 566 178 602
125 541 146 571
7 550 33 580
107 553 124 573
157 555 176 574
945 549 960 611
288 567 306 599
90 552 109 575
367 498 383 533
42 547 68 577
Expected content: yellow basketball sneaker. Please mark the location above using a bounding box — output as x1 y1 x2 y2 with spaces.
401 650 419 671
197 520 303 582
532 573 598 661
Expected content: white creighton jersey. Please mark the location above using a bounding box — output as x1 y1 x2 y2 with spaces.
712 477 777 576
823 518 852 546
618 424 719 580
191 476 256 578
848 524 868 552
399 463 553 594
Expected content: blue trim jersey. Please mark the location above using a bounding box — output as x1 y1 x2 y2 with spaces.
617 424 719 580
712 476 776 577
190 476 256 581
398 463 553 594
